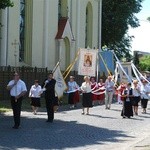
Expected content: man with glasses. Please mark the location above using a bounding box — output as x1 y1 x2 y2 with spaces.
7 72 27 129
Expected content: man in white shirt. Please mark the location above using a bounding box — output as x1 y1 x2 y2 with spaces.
7 72 27 129
105 76 114 109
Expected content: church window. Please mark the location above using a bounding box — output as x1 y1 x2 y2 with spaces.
19 0 25 62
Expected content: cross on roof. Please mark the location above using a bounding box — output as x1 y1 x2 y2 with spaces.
11 39 19 50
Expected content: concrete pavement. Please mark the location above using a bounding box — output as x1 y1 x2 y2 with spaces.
0 102 150 150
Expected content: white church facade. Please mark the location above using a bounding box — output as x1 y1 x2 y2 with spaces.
0 0 102 71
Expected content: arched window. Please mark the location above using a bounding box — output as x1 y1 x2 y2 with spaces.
85 2 93 48
19 0 25 62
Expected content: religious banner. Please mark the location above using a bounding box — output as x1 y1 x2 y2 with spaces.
53 64 67 99
118 62 132 83
78 48 97 76
99 51 114 76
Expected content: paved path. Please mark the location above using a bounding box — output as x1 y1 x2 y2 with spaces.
0 102 150 150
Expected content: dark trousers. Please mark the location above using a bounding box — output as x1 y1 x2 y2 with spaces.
45 99 54 121
141 98 148 108
11 96 23 127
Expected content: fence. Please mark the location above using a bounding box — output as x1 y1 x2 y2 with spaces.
0 66 107 101
0 66 50 100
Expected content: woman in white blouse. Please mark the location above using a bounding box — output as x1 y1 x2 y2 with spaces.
29 80 42 115
80 76 93 115
132 80 141 115
140 79 150 114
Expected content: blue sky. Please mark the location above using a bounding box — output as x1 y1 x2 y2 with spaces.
129 0 150 53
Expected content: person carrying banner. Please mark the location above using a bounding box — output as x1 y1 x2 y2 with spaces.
117 82 126 104
42 72 56 123
67 76 80 108
121 83 133 118
80 76 93 115
105 76 115 109
90 77 97 105
97 78 105 105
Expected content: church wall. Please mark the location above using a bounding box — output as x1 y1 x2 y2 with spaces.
7 0 20 67
47 0 59 69
31 0 44 68
2 0 101 71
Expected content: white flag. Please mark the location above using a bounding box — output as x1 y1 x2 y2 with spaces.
53 64 67 99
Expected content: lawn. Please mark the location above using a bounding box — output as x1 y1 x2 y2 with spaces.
0 94 68 113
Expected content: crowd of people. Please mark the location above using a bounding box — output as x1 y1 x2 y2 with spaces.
67 75 150 118
6 72 150 129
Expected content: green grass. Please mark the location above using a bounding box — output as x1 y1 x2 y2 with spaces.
0 100 11 113
0 95 69 113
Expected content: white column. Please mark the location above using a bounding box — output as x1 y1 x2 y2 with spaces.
75 0 80 70
98 0 102 50
59 39 63 62
43 0 49 67
0 8 8 66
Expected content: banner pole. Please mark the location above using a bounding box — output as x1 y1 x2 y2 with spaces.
96 50 99 82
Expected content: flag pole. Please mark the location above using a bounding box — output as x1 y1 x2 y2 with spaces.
52 61 60 73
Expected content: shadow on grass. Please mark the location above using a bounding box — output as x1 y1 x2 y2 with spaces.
0 112 134 150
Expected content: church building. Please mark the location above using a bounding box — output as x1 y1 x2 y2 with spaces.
0 0 102 71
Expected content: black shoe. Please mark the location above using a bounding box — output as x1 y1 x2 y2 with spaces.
12 126 19 129
46 120 53 123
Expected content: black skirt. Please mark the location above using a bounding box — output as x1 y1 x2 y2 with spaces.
132 96 140 106
121 101 133 117
82 92 93 107
141 98 148 108
68 92 75 104
31 97 41 107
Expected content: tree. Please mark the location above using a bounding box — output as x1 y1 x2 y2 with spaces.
133 51 140 67
147 17 150 22
0 0 14 9
0 0 14 27
139 55 150 71
102 0 143 59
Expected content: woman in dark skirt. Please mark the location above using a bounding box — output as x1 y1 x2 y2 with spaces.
132 80 141 115
29 80 42 115
121 83 133 118
80 76 93 115
140 79 150 114
67 76 79 108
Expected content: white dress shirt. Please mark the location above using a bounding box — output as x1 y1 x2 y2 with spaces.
7 79 27 97
140 84 150 99
29 85 42 98
132 85 140 97
81 82 92 93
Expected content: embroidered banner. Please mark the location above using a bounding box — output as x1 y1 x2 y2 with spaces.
78 49 97 76
53 64 67 99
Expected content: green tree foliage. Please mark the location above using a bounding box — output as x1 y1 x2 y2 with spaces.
147 17 150 22
0 0 14 9
0 0 14 27
102 0 143 59
139 55 150 71
133 51 140 67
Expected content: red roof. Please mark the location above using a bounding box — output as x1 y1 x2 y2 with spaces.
55 17 68 39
